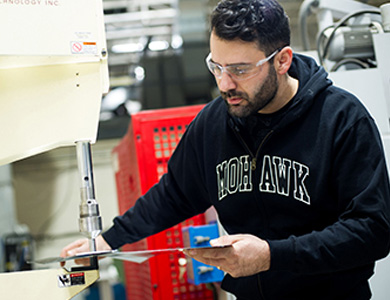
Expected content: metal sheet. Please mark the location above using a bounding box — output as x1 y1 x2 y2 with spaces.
32 245 232 265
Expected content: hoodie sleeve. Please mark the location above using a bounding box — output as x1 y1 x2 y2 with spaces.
102 120 212 250
268 115 390 274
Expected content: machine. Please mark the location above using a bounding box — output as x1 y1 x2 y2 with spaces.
0 0 109 298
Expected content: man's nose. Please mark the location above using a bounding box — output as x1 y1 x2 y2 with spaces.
217 71 237 92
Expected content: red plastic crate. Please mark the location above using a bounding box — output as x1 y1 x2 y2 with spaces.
112 104 214 300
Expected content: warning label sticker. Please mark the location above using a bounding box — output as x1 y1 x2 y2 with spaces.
70 41 97 55
58 272 86 288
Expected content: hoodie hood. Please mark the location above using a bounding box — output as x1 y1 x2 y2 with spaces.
289 53 332 108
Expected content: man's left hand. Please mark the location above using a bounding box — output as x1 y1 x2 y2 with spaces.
184 234 270 278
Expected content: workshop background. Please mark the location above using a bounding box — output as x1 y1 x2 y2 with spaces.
1 0 389 299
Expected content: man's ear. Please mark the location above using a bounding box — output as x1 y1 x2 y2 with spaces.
274 47 293 75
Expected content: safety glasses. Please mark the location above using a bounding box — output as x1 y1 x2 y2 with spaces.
205 48 280 81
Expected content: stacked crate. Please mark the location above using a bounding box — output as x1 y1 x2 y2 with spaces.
112 104 214 300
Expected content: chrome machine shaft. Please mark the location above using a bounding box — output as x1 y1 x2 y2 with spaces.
76 141 102 253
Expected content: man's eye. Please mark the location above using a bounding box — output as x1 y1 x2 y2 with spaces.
230 66 252 75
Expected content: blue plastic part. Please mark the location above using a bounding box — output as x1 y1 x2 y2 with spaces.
182 224 225 285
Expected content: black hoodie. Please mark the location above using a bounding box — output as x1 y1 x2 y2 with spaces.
103 54 390 299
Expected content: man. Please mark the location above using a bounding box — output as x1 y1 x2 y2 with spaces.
61 0 390 299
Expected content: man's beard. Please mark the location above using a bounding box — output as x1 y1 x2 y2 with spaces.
221 65 278 118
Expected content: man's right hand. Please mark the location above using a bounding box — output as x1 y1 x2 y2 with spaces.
60 235 112 266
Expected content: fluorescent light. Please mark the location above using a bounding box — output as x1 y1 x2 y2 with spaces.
111 42 145 54
148 40 169 51
134 66 145 81
171 34 183 49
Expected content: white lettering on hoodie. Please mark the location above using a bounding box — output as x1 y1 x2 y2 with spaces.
216 155 310 205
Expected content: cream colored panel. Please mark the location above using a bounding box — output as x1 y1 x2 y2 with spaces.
0 0 109 165
0 62 103 165
0 268 99 300
0 0 103 57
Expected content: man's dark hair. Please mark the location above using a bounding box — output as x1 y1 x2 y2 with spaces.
210 0 291 55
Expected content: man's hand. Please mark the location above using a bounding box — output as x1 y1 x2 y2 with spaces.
184 234 270 278
59 235 112 266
